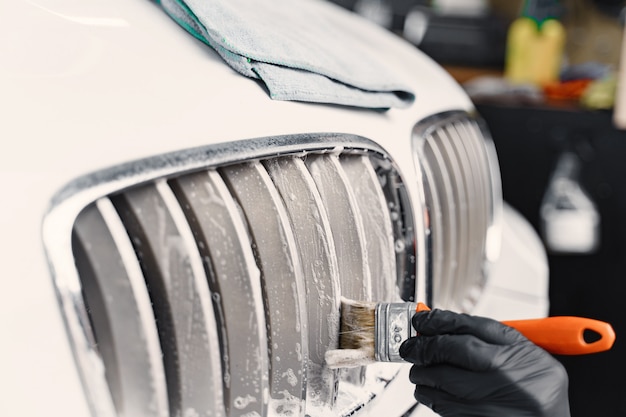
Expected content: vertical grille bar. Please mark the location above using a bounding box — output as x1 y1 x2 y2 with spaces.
451 121 490 306
464 120 503 262
421 138 458 308
340 154 397 302
73 201 169 417
305 154 372 302
221 162 309 417
430 129 470 311
263 157 341 408
414 114 501 311
111 182 225 417
170 170 269 417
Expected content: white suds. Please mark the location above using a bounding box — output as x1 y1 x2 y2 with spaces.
324 348 375 369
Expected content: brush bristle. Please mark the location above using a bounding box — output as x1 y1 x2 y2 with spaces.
324 297 377 369
337 297 376 351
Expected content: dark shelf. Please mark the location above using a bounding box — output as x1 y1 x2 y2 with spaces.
477 102 626 417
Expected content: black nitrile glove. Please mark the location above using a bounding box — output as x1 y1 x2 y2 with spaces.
399 309 571 417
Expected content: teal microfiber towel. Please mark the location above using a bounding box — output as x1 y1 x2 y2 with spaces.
159 0 416 109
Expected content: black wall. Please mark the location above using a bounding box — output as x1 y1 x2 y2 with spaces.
478 103 626 417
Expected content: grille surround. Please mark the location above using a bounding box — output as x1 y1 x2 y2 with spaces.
412 111 503 312
43 133 417 417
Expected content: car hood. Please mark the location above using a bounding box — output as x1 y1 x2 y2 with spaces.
1 0 472 178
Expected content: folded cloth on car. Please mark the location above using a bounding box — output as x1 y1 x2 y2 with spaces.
159 0 415 109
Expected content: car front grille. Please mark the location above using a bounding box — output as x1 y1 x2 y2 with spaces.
413 113 502 312
47 134 416 417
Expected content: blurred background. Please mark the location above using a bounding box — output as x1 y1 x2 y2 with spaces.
327 0 626 415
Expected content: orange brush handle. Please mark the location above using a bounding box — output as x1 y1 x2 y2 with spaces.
502 316 615 355
414 303 615 355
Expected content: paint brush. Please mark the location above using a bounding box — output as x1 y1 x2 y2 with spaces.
324 298 615 369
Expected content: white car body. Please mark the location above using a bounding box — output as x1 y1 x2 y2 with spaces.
0 0 548 416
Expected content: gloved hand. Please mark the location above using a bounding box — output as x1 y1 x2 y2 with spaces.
399 309 571 417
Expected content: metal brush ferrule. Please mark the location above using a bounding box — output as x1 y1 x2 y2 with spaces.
374 302 417 362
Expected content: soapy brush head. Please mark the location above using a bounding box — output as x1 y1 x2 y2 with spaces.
338 297 377 351
324 297 377 369
325 298 428 369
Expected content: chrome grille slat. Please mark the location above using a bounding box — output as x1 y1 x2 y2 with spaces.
170 170 269 417
443 122 491 308
263 157 341 408
459 120 503 263
413 113 502 311
444 124 484 308
458 122 490 226
452 121 490 303
305 154 372 302
422 139 458 308
220 162 308 417
430 129 470 311
340 154 397 302
111 182 225 417
73 201 169 417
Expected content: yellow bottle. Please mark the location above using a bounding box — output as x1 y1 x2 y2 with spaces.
504 13 566 86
